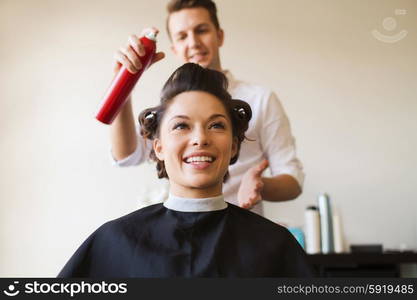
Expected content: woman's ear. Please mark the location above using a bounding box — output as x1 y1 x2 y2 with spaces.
153 138 164 161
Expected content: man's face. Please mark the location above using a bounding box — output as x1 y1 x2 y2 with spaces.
168 7 224 71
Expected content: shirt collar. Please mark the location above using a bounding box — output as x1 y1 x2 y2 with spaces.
164 193 228 212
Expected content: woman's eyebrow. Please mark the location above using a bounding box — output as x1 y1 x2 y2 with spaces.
169 115 190 122
169 114 227 122
208 114 227 121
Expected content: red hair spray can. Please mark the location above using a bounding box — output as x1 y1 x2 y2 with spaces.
96 32 157 124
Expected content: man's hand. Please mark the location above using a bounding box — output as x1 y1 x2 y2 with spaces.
113 27 165 74
238 159 269 209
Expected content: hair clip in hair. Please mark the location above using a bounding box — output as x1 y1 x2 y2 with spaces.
145 111 157 121
234 107 247 119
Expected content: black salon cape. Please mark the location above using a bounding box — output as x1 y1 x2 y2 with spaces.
58 203 312 277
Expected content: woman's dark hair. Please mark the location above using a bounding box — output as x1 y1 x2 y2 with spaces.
139 63 252 181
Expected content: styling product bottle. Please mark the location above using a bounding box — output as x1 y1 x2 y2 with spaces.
304 206 321 254
288 227 306 249
332 208 344 253
318 193 334 253
96 31 157 124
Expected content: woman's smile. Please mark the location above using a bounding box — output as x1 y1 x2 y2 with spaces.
183 151 216 169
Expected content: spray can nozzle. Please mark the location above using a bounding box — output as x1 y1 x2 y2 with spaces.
145 30 157 41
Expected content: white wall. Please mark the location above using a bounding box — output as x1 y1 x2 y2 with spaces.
1 0 416 276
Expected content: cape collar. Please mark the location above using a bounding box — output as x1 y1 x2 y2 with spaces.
164 193 228 212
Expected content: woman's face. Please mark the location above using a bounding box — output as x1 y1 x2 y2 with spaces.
154 91 237 198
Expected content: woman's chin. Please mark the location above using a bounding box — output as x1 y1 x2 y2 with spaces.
184 177 221 191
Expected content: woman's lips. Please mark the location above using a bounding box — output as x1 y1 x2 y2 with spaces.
187 161 212 170
183 155 215 170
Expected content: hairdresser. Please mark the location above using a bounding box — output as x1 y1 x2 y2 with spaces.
109 0 304 216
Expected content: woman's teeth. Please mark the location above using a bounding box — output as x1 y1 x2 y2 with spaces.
185 156 213 163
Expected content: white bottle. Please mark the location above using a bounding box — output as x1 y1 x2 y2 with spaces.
332 208 344 253
304 206 321 254
318 193 334 253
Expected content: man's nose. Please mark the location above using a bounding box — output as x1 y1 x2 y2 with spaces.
188 32 201 48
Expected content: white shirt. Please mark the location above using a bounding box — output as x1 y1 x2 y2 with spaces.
111 71 304 215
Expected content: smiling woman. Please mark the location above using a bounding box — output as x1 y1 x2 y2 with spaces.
58 63 313 277
139 63 251 194
153 91 237 197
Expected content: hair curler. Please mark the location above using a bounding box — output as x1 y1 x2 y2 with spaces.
96 31 157 124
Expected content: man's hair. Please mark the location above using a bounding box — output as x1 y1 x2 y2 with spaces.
166 0 220 38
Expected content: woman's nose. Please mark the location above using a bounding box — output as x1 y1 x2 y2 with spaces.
192 129 209 146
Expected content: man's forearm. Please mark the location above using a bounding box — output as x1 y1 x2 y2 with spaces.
261 174 302 202
110 96 138 161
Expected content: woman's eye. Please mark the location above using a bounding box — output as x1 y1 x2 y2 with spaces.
173 122 189 130
210 122 225 129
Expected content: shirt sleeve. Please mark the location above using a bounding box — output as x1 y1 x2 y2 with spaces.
110 124 153 167
260 91 305 188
